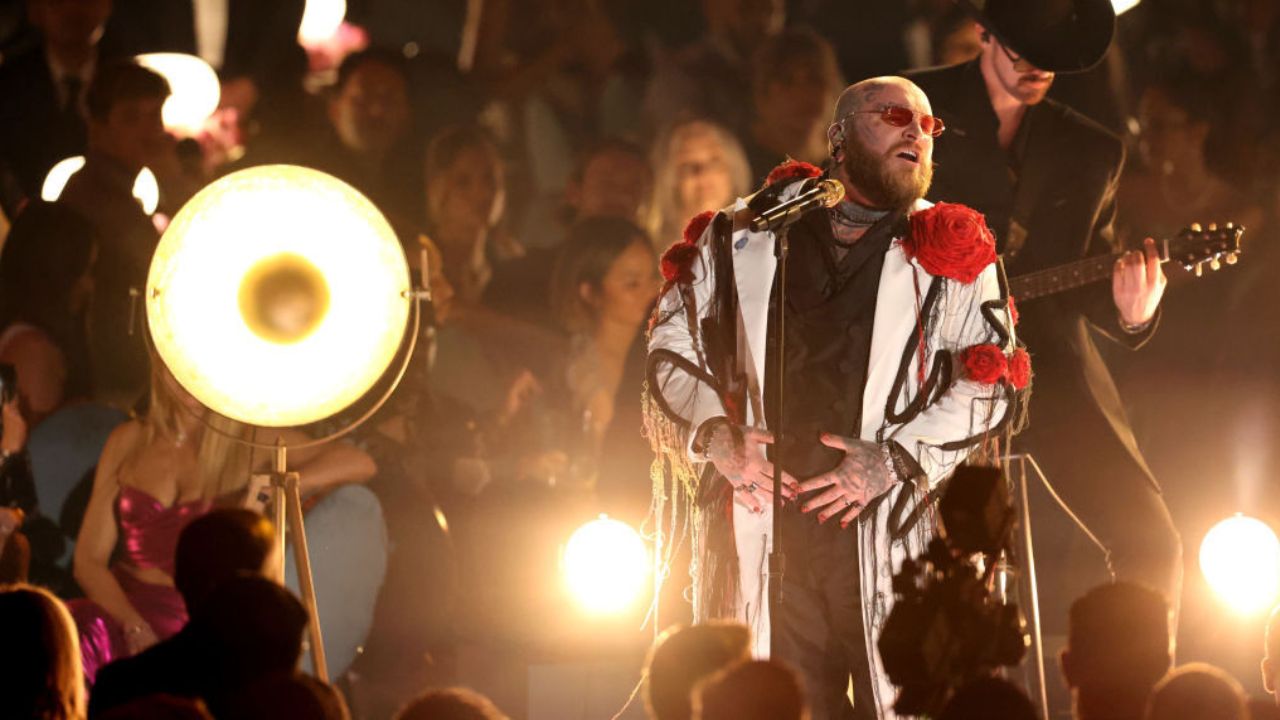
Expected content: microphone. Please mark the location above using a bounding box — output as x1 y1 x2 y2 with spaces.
749 178 846 233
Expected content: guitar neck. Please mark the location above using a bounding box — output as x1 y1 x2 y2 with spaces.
1006 244 1167 301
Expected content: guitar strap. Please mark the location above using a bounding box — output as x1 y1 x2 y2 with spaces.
1005 107 1051 265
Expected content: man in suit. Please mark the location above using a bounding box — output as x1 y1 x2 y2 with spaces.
0 0 111 205
908 0 1181 618
649 75 1020 718
58 60 169 411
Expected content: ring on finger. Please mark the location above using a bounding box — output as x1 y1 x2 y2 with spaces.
746 482 757 493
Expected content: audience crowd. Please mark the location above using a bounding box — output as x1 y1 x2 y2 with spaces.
1 0 1279 717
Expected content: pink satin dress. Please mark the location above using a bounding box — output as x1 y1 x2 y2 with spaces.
69 485 213 683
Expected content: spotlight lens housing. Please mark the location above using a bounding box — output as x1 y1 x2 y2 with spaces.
563 515 649 616
147 165 409 427
1199 514 1280 615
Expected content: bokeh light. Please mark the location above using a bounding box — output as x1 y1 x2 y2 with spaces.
147 164 410 427
563 515 650 616
40 156 86 202
135 53 221 136
42 156 159 215
1200 514 1280 616
299 0 347 44
1113 0 1142 15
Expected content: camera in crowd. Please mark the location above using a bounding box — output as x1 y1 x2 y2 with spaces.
877 465 1030 717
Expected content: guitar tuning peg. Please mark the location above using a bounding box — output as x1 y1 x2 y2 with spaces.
1209 257 1222 271
1190 223 1203 233
1226 252 1239 265
1194 262 1204 277
1207 223 1218 232
1224 222 1235 229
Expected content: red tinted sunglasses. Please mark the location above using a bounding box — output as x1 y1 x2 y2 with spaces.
852 106 945 137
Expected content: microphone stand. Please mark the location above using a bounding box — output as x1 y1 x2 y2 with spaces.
768 223 789 660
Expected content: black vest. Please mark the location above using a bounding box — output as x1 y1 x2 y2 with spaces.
765 209 902 479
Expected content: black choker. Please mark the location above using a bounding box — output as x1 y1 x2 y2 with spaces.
830 200 890 227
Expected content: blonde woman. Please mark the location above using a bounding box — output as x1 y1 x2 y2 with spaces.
423 125 523 306
649 119 752 252
0 583 86 720
70 357 375 681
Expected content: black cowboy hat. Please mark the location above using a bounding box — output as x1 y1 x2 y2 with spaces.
956 0 1116 74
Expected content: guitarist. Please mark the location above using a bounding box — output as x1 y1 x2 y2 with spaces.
908 0 1182 623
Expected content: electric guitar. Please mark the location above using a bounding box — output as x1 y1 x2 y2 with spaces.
1006 222 1246 301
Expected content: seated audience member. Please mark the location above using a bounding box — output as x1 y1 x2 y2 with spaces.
494 0 649 196
96 695 212 720
1117 76 1264 249
317 49 420 233
648 119 752 252
644 623 752 720
1061 582 1173 720
222 671 350 720
743 28 843 186
395 687 509 720
549 217 660 512
88 509 277 715
1265 605 1280 706
643 0 786 141
92 575 309 719
938 677 1038 720
1145 663 1247 720
490 139 654 328
0 202 97 425
71 354 374 682
693 660 807 720
0 0 109 204
57 60 170 412
0 203 96 587
0 583 86 720
423 125 521 306
519 137 654 251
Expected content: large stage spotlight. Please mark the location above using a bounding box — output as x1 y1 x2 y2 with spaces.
148 165 409 427
42 156 159 214
1113 0 1141 15
147 164 419 678
1200 514 1280 615
563 515 649 616
135 53 220 136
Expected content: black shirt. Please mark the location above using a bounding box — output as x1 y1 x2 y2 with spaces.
765 208 901 479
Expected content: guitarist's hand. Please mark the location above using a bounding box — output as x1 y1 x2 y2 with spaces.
1113 237 1166 326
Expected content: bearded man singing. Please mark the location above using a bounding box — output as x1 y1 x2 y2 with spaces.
646 76 1028 720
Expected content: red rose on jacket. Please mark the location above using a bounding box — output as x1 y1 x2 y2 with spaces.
683 210 715 245
766 159 823 186
904 202 997 284
961 343 1008 385
661 241 701 284
1008 348 1032 390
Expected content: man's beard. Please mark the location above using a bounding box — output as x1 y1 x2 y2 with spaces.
842 136 933 210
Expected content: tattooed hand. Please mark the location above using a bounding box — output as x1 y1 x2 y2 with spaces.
703 422 800 514
798 433 898 527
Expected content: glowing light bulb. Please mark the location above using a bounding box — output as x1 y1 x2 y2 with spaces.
1200 514 1280 616
563 515 649 615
